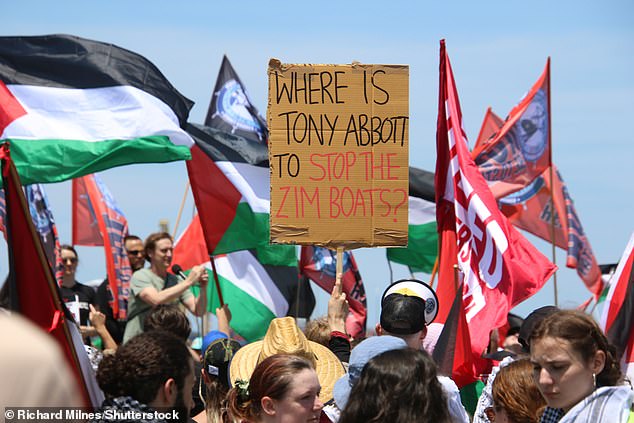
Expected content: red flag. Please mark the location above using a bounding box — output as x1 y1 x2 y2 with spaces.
1 145 92 405
473 59 551 198
600 233 634 378
498 166 603 296
474 107 602 296
72 174 132 319
435 41 556 359
300 246 367 338
474 107 505 151
432 279 478 387
172 213 209 270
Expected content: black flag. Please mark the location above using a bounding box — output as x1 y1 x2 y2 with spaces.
205 55 268 143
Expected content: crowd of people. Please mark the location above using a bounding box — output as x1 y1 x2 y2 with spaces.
1 231 633 423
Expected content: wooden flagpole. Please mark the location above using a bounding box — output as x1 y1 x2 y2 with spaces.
546 57 559 307
172 180 190 239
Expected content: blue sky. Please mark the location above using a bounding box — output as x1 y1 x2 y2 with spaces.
2 1 633 331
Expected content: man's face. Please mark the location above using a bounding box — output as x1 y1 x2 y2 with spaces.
172 359 195 422
125 239 145 271
148 238 173 271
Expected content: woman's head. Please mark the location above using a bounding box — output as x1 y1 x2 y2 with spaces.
529 310 621 412
60 244 78 278
339 348 449 423
490 359 546 423
227 354 322 423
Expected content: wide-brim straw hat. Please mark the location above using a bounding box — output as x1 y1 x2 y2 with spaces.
229 316 345 403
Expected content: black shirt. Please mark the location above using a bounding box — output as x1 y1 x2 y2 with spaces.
95 278 127 344
60 281 96 327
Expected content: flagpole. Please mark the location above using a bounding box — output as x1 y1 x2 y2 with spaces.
430 256 440 288
209 255 225 307
172 180 190 239
546 57 559 307
336 246 344 281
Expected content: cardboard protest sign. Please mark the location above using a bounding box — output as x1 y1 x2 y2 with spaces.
268 59 409 248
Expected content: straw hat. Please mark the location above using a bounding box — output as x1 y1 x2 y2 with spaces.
229 317 345 403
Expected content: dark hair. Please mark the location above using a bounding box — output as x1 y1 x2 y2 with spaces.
60 244 78 259
201 339 241 423
530 310 622 387
144 232 172 263
339 348 450 423
492 359 546 423
143 304 191 341
124 235 142 244
227 354 314 422
96 330 192 404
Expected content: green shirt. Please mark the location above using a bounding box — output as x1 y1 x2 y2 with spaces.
122 268 194 343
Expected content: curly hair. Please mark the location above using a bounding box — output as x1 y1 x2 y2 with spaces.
96 330 192 404
530 310 622 387
143 304 191 341
492 359 546 423
226 354 314 422
339 348 450 423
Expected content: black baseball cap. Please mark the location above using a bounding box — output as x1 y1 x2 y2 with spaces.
380 279 439 335
518 305 559 352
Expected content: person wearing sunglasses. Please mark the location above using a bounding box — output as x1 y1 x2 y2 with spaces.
59 244 98 342
95 235 146 344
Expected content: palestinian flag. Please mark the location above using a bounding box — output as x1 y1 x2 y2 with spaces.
186 123 295 265
0 34 193 184
386 166 438 274
173 214 301 342
205 55 267 143
600 232 634 379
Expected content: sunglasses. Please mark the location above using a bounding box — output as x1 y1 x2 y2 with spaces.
63 257 78 264
127 249 144 256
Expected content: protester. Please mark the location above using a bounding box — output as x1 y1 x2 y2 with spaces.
304 316 330 347
530 310 632 422
339 348 450 423
143 304 205 416
89 304 118 352
333 335 408 411
92 330 195 423
486 358 546 423
123 232 208 343
96 235 146 344
59 244 98 340
229 316 345 404
474 306 560 423
143 304 192 343
227 354 323 423
0 313 83 408
193 338 242 423
374 279 470 422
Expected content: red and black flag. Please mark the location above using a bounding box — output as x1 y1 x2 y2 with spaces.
72 173 132 319
300 246 367 338
600 233 634 377
1 145 101 406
